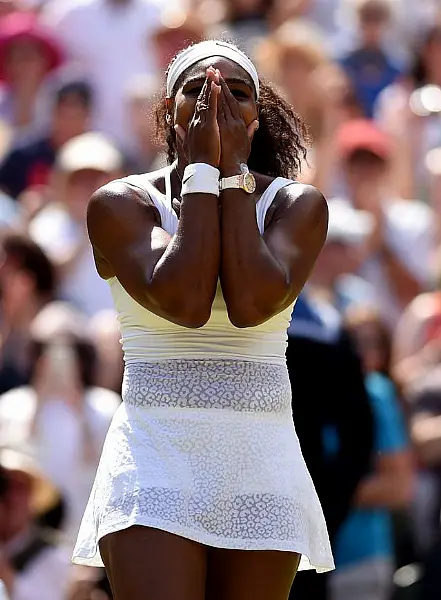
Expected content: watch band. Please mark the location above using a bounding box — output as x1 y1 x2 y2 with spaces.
219 174 243 191
219 164 256 194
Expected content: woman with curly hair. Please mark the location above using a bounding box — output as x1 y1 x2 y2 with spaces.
72 39 333 599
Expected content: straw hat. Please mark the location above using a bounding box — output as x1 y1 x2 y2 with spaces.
0 445 59 516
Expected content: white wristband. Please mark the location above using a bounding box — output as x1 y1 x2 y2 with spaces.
181 163 220 197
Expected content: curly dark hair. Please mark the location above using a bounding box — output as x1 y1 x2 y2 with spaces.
155 46 310 179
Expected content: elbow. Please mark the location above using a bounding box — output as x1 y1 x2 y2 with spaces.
173 297 213 328
175 305 211 328
227 307 268 328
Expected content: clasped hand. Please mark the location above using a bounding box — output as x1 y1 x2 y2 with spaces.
175 67 259 175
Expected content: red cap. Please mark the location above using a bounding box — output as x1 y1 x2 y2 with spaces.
0 13 64 81
336 119 392 161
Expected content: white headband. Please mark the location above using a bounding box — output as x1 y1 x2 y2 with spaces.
166 40 260 99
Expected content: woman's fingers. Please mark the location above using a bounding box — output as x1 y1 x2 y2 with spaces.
174 123 186 142
219 75 241 119
197 76 209 105
217 84 227 124
208 80 220 120
247 119 259 139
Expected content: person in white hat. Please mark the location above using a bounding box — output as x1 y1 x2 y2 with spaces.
0 445 69 600
29 132 125 317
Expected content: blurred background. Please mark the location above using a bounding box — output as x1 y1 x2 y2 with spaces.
0 0 441 599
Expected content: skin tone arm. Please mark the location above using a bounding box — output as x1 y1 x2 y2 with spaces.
88 72 222 329
216 76 328 327
354 451 414 509
411 413 441 467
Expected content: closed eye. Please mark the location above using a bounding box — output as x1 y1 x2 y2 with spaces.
185 85 204 97
231 89 249 99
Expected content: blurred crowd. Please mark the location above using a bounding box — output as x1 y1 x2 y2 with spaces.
0 0 440 599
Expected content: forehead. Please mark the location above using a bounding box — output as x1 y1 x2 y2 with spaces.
180 56 255 90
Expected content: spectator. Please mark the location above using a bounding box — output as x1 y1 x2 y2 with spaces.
0 445 69 600
42 0 162 153
339 0 401 118
124 75 164 174
406 367 441 559
287 292 374 600
151 10 205 72
0 79 93 200
329 307 414 600
0 11 63 145
257 19 329 139
332 118 433 327
375 23 441 200
0 302 121 547
257 20 362 192
309 199 377 312
208 0 272 56
392 256 441 393
29 132 124 316
66 566 112 600
0 233 55 394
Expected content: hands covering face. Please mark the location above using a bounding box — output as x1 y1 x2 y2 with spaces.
174 67 259 173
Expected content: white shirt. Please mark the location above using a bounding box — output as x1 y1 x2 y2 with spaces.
332 196 434 327
42 0 162 151
5 529 70 600
0 386 120 547
29 204 114 317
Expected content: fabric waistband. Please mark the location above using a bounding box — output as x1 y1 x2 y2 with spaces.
122 359 292 414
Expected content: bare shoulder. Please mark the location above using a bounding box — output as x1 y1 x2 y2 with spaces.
87 178 160 238
266 182 328 231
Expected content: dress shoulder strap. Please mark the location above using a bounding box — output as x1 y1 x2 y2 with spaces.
255 177 296 235
119 171 178 236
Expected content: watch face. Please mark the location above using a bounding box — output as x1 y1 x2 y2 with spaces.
243 172 256 193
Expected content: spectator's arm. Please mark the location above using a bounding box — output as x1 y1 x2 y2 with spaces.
356 374 414 508
380 242 423 308
411 413 441 466
355 450 414 508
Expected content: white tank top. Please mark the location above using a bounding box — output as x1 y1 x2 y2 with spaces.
107 167 297 366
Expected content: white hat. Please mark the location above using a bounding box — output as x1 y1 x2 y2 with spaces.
327 199 374 245
56 132 123 175
0 445 59 516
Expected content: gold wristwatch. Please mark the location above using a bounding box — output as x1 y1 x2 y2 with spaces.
219 164 256 194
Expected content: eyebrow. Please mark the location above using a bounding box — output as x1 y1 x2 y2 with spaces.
183 76 253 90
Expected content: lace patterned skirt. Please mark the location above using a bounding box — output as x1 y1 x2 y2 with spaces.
72 359 334 572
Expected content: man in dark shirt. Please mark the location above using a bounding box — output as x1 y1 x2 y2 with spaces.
288 293 374 599
0 79 93 199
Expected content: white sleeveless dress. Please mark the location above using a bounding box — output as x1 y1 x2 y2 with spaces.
72 167 334 573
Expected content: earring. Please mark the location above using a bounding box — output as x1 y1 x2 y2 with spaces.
166 114 172 125
255 121 260 130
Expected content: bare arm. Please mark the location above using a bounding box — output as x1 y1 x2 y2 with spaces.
215 75 327 327
88 180 220 329
220 184 328 327
411 413 441 466
354 451 414 509
89 71 223 329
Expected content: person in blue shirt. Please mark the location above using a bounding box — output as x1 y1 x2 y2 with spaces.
339 0 402 118
329 308 414 600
